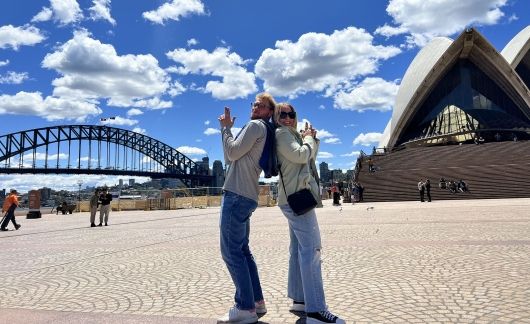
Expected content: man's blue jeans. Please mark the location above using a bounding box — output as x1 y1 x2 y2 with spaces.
279 204 326 312
220 191 263 310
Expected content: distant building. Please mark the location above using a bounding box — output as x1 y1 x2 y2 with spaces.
319 162 330 185
119 179 124 187
0 189 5 200
129 179 135 186
39 187 52 201
197 157 210 175
212 160 225 190
331 169 346 183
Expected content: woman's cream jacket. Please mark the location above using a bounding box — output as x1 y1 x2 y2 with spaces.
275 125 321 206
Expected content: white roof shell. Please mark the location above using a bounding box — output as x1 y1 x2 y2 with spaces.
390 37 452 142
501 25 530 67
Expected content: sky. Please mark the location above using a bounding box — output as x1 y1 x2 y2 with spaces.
0 0 529 192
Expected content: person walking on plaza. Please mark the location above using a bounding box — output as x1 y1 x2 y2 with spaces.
274 102 345 324
1 189 21 231
425 179 432 202
418 179 425 202
98 188 112 226
217 92 276 323
89 189 100 227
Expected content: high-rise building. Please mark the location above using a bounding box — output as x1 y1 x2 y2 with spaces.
319 162 330 185
212 160 225 194
39 187 52 201
119 179 124 187
129 179 135 186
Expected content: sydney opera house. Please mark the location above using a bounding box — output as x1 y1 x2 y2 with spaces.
357 26 530 202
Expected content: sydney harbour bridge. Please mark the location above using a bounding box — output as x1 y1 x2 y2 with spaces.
0 125 213 187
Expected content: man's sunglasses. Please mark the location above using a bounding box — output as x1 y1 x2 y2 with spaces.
279 111 296 119
251 102 270 109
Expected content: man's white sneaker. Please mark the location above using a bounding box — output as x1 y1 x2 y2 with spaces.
306 310 346 324
255 300 267 314
289 301 305 312
217 306 258 324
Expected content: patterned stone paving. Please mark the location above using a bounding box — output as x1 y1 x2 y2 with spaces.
0 198 529 323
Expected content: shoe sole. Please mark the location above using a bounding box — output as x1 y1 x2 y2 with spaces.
217 317 258 324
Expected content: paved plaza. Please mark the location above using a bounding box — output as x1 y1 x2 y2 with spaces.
0 198 529 323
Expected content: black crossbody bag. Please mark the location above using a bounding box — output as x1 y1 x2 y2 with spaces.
279 168 317 216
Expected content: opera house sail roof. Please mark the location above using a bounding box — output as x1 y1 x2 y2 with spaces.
382 27 530 150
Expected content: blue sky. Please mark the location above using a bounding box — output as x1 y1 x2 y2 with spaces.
1 0 529 192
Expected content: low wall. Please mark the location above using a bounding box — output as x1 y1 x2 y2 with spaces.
76 194 275 212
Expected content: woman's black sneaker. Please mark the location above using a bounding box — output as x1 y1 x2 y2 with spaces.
306 310 345 324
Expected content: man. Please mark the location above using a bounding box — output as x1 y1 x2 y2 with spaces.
1 189 21 231
89 189 100 227
217 92 276 323
98 188 112 226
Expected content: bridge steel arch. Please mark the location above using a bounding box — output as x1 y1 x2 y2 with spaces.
0 125 213 187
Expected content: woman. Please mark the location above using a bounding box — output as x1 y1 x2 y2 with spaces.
274 103 345 324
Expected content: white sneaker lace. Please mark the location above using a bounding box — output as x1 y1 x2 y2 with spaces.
319 310 337 321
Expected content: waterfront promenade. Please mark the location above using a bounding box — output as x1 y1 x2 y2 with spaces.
0 198 529 323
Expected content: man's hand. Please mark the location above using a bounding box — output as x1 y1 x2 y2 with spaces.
219 106 236 128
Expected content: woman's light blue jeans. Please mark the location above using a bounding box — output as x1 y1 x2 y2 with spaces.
279 204 326 312
220 191 264 310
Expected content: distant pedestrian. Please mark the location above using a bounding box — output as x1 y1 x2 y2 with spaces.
1 189 21 231
98 188 112 226
89 189 100 227
425 179 431 202
418 180 425 202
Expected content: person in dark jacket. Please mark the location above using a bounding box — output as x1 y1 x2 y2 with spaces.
98 188 112 226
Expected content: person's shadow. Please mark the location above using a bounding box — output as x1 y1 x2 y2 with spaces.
291 310 306 323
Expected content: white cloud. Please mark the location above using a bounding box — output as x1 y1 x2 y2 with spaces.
89 0 116 25
317 152 334 159
0 25 46 50
204 120 210 125
132 127 147 134
0 71 29 84
0 59 9 67
0 91 101 121
23 152 68 161
143 0 205 25
176 146 207 156
0 174 150 193
318 104 325 110
166 47 257 99
33 0 83 26
334 77 399 112
187 38 198 46
374 24 408 37
204 127 220 135
124 97 172 110
324 137 341 144
31 7 53 23
255 27 400 97
126 108 143 116
378 0 509 47
316 129 334 139
42 31 170 108
168 80 186 97
100 116 138 126
341 151 361 157
353 132 383 146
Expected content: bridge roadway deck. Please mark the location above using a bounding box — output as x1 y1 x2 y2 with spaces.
0 198 529 323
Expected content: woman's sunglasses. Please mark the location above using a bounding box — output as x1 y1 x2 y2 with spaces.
279 111 296 119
